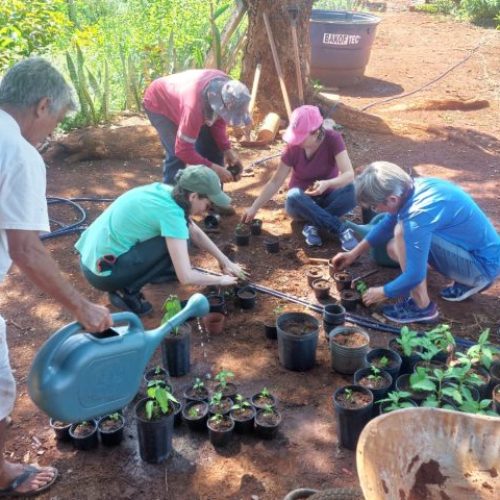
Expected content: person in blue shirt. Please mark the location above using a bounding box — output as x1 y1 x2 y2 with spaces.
332 161 500 323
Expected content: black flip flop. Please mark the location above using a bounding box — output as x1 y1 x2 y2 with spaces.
0 465 58 497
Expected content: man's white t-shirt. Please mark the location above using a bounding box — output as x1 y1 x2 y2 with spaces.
0 109 50 282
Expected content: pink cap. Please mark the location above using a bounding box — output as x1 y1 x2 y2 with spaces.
282 105 324 145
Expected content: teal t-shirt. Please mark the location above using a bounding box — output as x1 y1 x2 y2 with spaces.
75 183 189 275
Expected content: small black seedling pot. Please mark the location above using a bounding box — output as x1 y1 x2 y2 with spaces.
312 278 330 300
235 225 251 246
161 323 191 378
353 367 393 414
264 321 278 340
263 236 280 253
49 418 72 442
207 294 226 314
204 213 220 229
172 399 183 427
69 420 99 450
333 385 373 450
182 401 209 432
251 390 277 410
207 414 234 447
254 408 281 439
98 414 125 446
250 218 263 235
364 347 402 383
237 286 256 310
230 405 256 434
333 271 353 291
306 267 324 287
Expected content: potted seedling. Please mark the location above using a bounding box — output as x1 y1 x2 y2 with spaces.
364 347 402 381
464 328 498 371
237 285 257 310
69 420 98 450
254 404 281 439
458 393 497 416
251 387 277 409
207 293 226 314
389 326 422 374
183 377 210 402
98 412 125 446
425 324 455 362
276 311 320 371
229 394 256 434
144 364 169 385
207 412 235 446
419 368 459 410
135 381 178 463
340 289 360 311
354 366 393 412
49 418 72 442
250 218 263 235
378 390 417 414
395 367 435 404
214 369 237 398
413 336 447 373
234 223 251 246
263 305 284 340
329 326 370 375
182 400 209 431
160 294 191 377
333 385 373 450
208 391 233 416
355 280 369 296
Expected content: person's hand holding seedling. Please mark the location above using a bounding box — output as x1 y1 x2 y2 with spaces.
305 180 329 196
220 260 249 282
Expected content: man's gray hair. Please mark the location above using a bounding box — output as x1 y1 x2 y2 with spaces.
355 161 413 206
0 57 76 114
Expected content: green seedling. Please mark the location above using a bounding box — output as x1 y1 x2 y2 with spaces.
193 377 205 391
465 328 498 369
145 383 178 420
262 404 275 415
188 405 204 418
459 394 497 416
214 368 234 389
209 391 223 407
376 356 389 369
355 280 368 295
273 306 284 317
161 294 182 334
367 366 383 383
259 387 271 398
231 394 252 412
209 412 224 425
107 412 121 421
377 391 414 413
397 326 421 357
344 388 353 401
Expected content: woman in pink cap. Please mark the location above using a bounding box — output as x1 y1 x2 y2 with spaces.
242 105 358 250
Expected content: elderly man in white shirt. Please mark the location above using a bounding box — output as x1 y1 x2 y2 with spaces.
0 58 112 497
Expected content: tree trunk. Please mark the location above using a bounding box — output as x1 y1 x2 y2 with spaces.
241 0 314 121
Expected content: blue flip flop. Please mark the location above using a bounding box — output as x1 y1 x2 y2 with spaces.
0 465 58 497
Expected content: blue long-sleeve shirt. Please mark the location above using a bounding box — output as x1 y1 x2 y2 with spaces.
365 177 500 298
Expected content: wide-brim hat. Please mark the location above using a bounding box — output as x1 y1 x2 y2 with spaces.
206 79 251 127
282 105 324 146
176 165 231 208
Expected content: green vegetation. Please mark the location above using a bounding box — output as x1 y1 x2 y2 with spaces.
145 382 178 420
161 294 182 334
0 0 247 128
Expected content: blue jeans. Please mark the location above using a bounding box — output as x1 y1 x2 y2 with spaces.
145 109 223 184
285 184 356 234
428 234 492 287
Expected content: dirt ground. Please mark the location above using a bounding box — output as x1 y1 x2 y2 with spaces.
1 6 499 500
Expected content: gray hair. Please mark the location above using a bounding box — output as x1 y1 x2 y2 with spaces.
355 161 413 206
0 57 76 114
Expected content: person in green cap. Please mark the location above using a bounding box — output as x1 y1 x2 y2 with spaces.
75 165 247 315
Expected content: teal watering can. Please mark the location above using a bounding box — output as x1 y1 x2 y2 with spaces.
28 293 209 422
344 213 399 268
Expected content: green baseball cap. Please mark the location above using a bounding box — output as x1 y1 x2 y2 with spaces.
176 165 232 208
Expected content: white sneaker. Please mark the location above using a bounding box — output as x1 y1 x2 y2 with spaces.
339 228 358 251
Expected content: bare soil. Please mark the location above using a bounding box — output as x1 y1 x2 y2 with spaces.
1 6 499 500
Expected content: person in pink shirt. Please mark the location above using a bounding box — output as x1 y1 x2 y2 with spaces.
143 69 251 187
242 105 358 251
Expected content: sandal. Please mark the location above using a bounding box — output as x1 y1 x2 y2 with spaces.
0 465 58 497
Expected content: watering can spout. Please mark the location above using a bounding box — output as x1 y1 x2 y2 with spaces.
344 213 399 268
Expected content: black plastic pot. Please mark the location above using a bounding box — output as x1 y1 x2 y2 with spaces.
230 406 256 434
69 420 99 450
340 289 360 311
208 396 233 416
364 347 402 382
333 271 352 291
395 374 433 404
468 366 491 400
144 366 170 386
207 415 234 447
264 320 278 340
207 294 226 314
311 278 330 300
323 304 346 339
172 399 183 427
235 226 251 246
250 219 263 235
333 385 373 451
98 414 125 446
237 286 257 310
251 391 277 410
182 401 209 431
277 312 319 371
255 408 281 439
49 418 72 442
263 236 280 253
306 267 324 287
135 398 175 463
214 382 238 400
183 385 210 403
161 323 191 377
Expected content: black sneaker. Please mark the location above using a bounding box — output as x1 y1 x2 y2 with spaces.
108 290 153 316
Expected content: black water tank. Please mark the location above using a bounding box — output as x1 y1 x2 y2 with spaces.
310 10 381 87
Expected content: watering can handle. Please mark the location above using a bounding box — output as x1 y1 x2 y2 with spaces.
34 311 142 376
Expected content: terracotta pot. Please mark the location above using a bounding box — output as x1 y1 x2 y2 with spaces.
202 312 225 335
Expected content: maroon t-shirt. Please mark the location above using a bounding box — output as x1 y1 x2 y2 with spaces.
281 130 346 192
